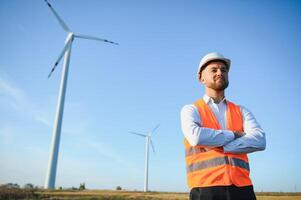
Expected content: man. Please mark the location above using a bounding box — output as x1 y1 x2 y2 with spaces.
181 52 266 200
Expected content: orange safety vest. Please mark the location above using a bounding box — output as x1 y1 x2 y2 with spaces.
184 98 252 188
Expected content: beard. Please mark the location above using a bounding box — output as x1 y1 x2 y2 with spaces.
207 79 229 91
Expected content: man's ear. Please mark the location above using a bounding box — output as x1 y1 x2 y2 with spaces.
199 75 205 84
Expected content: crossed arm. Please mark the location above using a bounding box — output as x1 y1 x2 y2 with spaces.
180 104 266 153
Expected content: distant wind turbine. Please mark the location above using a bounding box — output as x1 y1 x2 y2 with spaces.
129 124 160 192
43 0 118 189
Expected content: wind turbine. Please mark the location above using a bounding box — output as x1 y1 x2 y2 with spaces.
129 124 160 192
43 0 118 189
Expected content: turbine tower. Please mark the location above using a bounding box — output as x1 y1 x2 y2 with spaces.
130 124 160 192
43 0 118 189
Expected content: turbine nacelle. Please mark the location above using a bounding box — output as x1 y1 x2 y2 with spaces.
129 124 160 155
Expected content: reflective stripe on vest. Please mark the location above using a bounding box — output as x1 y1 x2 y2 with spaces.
185 146 208 157
184 99 252 188
186 156 249 173
230 157 250 171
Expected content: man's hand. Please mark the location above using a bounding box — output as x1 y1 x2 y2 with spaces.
233 131 246 139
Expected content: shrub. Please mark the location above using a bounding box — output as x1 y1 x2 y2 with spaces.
79 183 86 190
23 183 34 189
0 184 38 200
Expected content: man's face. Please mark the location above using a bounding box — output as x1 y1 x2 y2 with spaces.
200 61 229 91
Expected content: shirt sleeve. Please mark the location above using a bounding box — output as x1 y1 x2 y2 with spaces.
223 105 266 153
181 104 235 147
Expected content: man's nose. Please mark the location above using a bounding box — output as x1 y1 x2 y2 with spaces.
216 69 223 76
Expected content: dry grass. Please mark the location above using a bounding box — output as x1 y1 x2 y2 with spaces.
256 192 301 200
38 190 301 200
257 197 301 200
2 187 301 200
38 190 188 200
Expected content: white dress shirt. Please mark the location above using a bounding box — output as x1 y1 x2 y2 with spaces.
181 95 266 153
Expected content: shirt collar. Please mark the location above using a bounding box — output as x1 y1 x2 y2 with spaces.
203 94 227 105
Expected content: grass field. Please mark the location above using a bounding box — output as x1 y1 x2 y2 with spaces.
29 190 301 200
37 190 188 200
257 197 301 200
2 188 301 200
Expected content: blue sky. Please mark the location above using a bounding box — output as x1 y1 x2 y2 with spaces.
1 0 301 192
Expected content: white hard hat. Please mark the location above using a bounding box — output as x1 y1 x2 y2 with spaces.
197 52 231 80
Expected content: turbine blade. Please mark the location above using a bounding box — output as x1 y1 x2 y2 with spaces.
150 139 156 155
150 124 160 136
129 131 147 138
75 34 118 45
44 0 70 32
47 37 72 78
